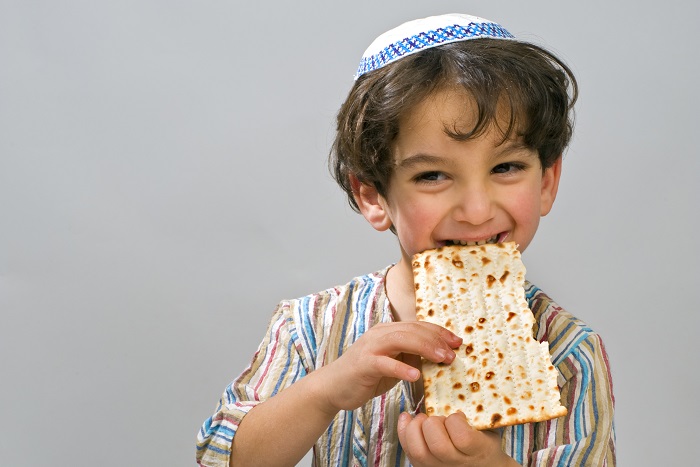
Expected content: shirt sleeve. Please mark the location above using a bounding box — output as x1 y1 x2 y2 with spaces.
195 302 309 467
529 332 616 466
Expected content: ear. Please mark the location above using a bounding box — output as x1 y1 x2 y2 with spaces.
540 156 563 216
349 174 393 232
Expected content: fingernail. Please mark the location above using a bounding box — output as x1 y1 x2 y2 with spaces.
435 348 447 360
398 412 409 430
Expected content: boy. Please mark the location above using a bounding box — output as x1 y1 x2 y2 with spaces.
197 13 615 466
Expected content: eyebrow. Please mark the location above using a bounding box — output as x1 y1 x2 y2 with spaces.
493 140 534 158
395 153 453 170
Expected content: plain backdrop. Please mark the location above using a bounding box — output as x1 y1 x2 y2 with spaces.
1 1 698 465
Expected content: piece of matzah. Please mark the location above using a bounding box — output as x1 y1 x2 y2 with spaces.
412 242 567 430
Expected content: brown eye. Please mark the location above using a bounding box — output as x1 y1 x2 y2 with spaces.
492 162 526 174
415 171 447 183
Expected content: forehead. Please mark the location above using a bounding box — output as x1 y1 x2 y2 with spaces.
398 88 475 133
393 88 521 159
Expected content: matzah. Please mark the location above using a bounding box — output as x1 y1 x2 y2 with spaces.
412 242 567 430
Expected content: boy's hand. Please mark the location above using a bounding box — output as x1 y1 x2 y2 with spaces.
397 411 517 467
318 322 462 414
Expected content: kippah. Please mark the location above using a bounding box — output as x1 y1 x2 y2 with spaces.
355 13 515 80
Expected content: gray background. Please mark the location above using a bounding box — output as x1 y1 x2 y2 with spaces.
1 1 697 466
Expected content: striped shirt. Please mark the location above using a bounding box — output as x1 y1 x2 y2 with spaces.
196 268 616 466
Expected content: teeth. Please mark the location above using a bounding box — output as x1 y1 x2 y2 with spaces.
448 235 499 246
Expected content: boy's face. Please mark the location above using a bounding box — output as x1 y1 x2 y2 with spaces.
357 88 561 267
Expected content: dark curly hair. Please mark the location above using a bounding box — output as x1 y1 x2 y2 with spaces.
330 38 578 212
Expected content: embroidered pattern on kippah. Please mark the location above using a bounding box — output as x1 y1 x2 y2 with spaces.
356 22 514 78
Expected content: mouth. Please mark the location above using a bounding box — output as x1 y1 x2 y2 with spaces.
443 232 508 247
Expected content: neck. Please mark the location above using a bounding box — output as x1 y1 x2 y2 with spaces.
385 257 417 322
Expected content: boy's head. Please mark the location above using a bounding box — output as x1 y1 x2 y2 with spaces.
330 14 578 214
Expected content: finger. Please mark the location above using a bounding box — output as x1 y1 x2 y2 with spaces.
431 323 464 348
397 413 439 464
444 411 477 454
422 415 460 462
444 412 502 457
398 412 411 434
370 324 458 363
370 355 420 381
412 321 464 348
375 321 462 349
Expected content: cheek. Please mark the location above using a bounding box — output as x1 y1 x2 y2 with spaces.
508 189 543 228
391 202 441 250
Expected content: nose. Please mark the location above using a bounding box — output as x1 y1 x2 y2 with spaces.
451 183 494 226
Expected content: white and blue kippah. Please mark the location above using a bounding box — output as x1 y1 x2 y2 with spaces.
355 13 515 80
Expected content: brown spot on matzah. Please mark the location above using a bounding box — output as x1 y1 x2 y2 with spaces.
426 407 434 415
442 304 448 311
476 404 484 412
444 405 451 412
507 312 516 322
453 382 463 389
436 370 444 378
482 256 491 265
452 258 463 268
458 394 466 401
478 317 486 324
415 283 420 290
465 325 474 333
470 382 480 392
504 396 512 405
499 271 510 284
428 309 434 317
445 319 452 328
486 275 496 287
507 407 517 415
465 345 474 355
485 371 495 380
491 413 502 425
